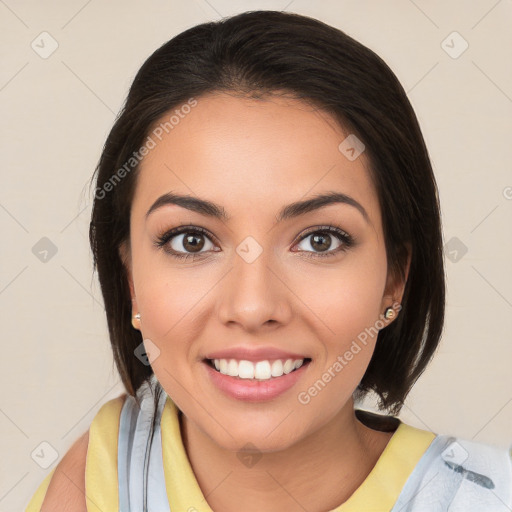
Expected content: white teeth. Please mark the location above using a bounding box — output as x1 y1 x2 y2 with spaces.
283 359 295 374
254 361 271 380
238 360 254 379
227 359 238 377
271 360 283 377
211 358 306 380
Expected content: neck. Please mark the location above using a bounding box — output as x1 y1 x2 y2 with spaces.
180 399 394 512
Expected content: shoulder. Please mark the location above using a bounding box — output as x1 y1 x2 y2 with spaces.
40 430 89 511
39 394 128 512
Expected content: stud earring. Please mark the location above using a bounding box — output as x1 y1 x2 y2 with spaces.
131 313 141 330
384 306 396 320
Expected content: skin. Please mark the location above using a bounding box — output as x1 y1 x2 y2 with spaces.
120 92 409 512
41 431 89 511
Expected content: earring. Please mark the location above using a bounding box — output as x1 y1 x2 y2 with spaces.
384 307 396 320
131 313 141 330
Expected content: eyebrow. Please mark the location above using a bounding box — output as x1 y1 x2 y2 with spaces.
145 191 370 224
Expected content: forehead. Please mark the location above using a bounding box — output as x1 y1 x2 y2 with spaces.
133 92 380 226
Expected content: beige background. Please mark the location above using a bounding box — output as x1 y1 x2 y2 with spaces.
0 1 511 510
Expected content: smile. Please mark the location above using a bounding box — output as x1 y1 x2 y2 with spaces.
206 358 311 380
203 357 312 402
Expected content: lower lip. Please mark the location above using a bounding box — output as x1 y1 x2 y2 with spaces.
203 360 311 402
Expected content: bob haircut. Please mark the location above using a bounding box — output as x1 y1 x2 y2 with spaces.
89 10 445 415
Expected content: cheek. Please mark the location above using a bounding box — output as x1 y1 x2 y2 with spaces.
131 243 203 348
136 280 213 371
291 250 387 394
133 263 205 403
294 250 387 343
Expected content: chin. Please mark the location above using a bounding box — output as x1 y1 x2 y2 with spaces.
203 414 308 454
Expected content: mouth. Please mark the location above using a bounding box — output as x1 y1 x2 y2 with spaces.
203 357 312 380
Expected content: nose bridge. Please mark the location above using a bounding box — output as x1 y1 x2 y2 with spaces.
217 236 290 330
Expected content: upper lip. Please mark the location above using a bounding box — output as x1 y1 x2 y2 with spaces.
204 346 311 362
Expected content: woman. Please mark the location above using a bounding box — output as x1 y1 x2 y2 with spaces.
27 10 511 511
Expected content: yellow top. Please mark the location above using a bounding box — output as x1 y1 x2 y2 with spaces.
25 395 436 511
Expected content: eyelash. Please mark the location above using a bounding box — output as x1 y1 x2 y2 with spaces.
153 225 355 261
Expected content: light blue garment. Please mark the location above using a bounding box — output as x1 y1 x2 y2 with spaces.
118 376 512 511
391 434 512 511
118 375 170 512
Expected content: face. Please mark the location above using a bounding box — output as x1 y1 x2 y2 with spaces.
120 92 405 452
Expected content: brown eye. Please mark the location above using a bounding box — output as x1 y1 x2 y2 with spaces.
181 233 206 252
309 233 332 252
294 226 354 258
167 231 215 255
154 226 217 260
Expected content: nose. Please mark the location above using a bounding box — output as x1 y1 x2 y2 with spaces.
216 246 293 332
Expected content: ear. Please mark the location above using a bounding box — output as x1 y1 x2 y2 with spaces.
119 240 136 307
382 243 411 317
